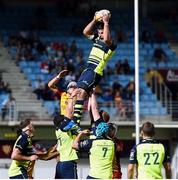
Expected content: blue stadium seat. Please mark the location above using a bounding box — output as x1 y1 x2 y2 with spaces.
43 101 59 115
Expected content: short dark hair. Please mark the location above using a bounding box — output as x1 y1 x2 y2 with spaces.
53 114 64 129
141 121 155 137
96 21 104 29
17 119 31 136
99 110 110 123
108 123 117 138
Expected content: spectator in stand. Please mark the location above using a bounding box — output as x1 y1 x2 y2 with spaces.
122 59 130 74
105 66 113 76
115 60 123 74
42 84 54 100
112 81 123 96
48 58 56 74
67 59 75 73
94 85 103 96
0 80 11 94
70 40 78 56
154 30 166 43
124 79 135 100
1 95 16 121
76 54 85 73
52 42 62 51
114 91 126 118
141 30 151 43
40 61 49 74
64 71 76 85
116 30 125 42
153 47 168 64
33 78 45 100
102 88 114 107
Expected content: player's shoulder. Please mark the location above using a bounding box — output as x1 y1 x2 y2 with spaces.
61 91 68 97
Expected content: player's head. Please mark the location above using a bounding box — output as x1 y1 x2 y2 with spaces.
53 114 64 129
96 22 104 39
67 81 77 94
141 121 155 138
96 122 109 138
17 118 34 136
99 110 110 123
108 123 118 139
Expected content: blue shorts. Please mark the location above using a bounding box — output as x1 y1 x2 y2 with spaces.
55 160 78 179
77 68 102 92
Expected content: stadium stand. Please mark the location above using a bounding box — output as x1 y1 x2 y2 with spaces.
0 4 176 121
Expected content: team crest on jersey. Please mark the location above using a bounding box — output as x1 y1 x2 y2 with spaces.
81 140 88 147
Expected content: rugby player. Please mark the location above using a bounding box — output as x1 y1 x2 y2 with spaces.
48 69 77 116
127 121 172 179
65 11 117 130
72 122 115 179
8 119 38 179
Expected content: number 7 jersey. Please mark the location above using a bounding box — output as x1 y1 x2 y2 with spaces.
89 139 115 179
129 139 170 179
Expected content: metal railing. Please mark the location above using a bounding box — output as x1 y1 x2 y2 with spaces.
146 75 172 116
1 98 178 123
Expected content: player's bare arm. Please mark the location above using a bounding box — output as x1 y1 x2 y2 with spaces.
90 93 100 121
65 88 79 119
102 14 112 45
72 130 90 150
11 148 38 161
48 69 68 93
83 16 96 37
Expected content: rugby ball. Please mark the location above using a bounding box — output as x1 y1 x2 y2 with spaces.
95 9 111 22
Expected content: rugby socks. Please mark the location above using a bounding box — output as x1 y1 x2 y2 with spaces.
73 100 84 124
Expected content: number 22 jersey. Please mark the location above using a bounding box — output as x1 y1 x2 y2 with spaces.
129 139 170 179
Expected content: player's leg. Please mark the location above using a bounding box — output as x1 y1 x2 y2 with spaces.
73 69 102 124
63 69 102 131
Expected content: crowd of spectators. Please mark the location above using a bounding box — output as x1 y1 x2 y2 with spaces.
152 47 168 64
7 31 135 119
141 29 167 43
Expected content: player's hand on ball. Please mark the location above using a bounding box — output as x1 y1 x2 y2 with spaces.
94 11 102 22
102 14 110 23
94 9 111 22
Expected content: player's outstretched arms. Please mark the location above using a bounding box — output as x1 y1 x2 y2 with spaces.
83 15 97 38
11 148 38 161
102 15 112 45
72 130 90 150
48 69 68 93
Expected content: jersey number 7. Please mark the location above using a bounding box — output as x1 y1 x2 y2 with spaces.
102 147 108 157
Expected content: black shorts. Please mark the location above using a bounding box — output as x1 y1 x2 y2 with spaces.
77 69 102 92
